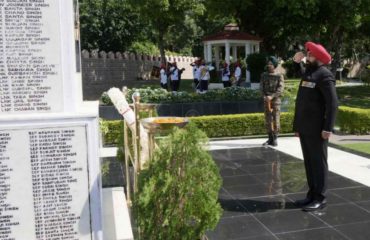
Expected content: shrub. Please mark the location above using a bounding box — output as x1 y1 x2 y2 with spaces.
134 123 222 240
190 112 294 138
129 41 160 56
336 106 370 134
101 112 295 146
100 87 261 105
246 53 267 83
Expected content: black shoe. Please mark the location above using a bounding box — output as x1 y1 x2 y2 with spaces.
302 200 327 212
294 198 313 207
270 133 278 146
262 133 273 146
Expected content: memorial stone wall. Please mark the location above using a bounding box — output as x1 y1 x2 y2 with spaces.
0 1 102 239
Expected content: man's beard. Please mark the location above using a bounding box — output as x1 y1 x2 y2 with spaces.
306 60 320 70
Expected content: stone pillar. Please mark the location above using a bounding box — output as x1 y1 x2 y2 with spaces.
245 42 252 84
203 43 207 61
215 46 220 69
225 42 230 64
232 46 238 62
207 44 212 63
255 43 260 53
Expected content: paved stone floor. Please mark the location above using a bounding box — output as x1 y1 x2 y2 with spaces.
207 147 370 240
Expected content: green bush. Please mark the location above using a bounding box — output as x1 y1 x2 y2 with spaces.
100 87 261 105
337 106 370 134
246 53 267 83
134 124 222 239
101 112 295 145
129 41 160 56
190 112 294 138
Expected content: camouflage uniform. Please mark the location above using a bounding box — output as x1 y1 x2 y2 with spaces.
260 72 284 134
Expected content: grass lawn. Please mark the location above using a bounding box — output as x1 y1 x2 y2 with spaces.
336 85 370 109
340 143 370 155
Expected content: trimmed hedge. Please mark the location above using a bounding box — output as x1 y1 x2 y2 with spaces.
101 106 370 146
190 112 294 138
337 106 370 134
101 87 261 105
101 112 294 145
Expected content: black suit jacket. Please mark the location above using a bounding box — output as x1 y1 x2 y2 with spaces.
293 63 339 135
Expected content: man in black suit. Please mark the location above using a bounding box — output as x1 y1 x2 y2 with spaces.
293 42 339 211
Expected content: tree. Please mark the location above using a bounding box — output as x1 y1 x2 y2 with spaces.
79 0 146 51
206 0 370 71
129 0 205 62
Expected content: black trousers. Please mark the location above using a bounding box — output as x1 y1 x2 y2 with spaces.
171 80 180 91
160 83 168 90
194 78 200 89
223 81 231 88
299 133 328 202
200 80 208 92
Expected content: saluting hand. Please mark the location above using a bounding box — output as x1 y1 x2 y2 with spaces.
293 52 305 63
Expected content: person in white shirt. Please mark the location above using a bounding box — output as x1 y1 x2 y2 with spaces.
199 60 211 93
234 62 242 86
169 62 180 92
159 64 168 90
190 60 201 90
221 62 231 88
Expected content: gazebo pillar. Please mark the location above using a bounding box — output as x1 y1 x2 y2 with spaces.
232 46 238 62
255 43 260 53
225 41 230 64
203 43 207 61
207 44 212 63
245 42 251 84
214 46 220 69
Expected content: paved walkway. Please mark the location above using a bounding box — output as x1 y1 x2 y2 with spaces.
207 138 370 240
330 134 370 145
210 137 370 187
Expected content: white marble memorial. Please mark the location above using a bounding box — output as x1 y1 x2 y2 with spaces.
0 1 102 239
0 0 81 114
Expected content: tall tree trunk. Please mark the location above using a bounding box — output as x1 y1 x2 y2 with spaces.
158 28 166 64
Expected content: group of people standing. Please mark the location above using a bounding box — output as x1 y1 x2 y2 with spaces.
220 62 242 88
159 59 243 93
190 59 212 93
191 60 243 90
159 62 185 92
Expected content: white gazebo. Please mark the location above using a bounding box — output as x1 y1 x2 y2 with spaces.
202 24 262 83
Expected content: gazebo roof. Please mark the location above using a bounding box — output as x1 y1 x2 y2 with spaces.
203 24 262 42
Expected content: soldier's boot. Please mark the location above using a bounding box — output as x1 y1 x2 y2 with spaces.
263 133 273 146
270 133 278 147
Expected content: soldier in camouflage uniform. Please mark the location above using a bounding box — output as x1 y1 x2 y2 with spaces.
260 56 284 146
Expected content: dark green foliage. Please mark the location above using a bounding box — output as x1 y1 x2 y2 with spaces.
190 112 294 138
282 60 299 79
134 123 222 239
246 53 268 83
100 87 261 105
79 0 145 51
336 106 370 134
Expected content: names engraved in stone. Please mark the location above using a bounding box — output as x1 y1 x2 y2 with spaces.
0 0 64 113
0 126 92 240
